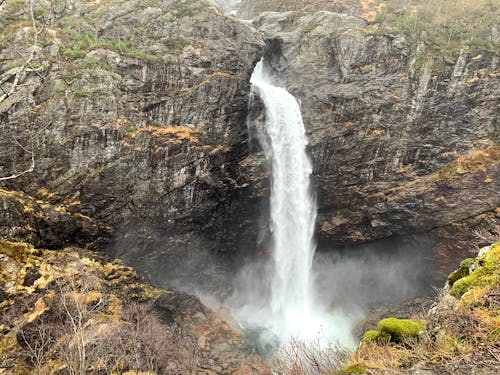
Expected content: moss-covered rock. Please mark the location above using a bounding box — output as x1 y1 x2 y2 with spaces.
337 364 367 374
378 318 422 342
449 242 500 298
362 330 379 342
447 258 475 285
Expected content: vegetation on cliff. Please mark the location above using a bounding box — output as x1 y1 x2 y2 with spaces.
374 0 499 55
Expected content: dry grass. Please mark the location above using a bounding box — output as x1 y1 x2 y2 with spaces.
271 337 349 375
128 125 200 144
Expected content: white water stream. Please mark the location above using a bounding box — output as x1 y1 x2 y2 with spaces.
246 61 354 346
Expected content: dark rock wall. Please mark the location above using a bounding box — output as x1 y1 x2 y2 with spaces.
0 0 265 265
0 0 498 291
251 10 499 246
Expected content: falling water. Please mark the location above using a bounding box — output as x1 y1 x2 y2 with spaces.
245 61 354 346
250 61 316 332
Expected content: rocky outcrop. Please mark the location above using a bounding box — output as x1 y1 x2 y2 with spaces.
0 240 270 374
237 0 385 20
0 188 100 249
248 9 499 246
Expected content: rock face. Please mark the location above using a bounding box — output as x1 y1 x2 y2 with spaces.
0 188 100 249
0 0 498 291
0 0 265 288
248 9 499 246
237 0 383 20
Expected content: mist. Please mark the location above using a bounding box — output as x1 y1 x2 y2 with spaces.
313 234 437 314
223 233 438 347
211 0 242 14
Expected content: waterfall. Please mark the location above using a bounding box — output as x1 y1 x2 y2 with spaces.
229 60 354 348
250 61 318 339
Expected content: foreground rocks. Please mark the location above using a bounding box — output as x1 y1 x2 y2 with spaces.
0 240 270 374
343 242 500 375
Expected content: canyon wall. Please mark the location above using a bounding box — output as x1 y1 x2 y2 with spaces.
0 0 498 288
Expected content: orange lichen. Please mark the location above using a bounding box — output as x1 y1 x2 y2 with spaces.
366 129 384 138
396 165 413 174
183 71 235 94
382 144 499 202
115 116 128 129
128 125 200 145
209 144 227 155
358 0 389 22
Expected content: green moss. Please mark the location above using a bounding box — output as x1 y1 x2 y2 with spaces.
165 37 189 52
378 318 422 342
362 330 379 342
62 31 161 62
449 243 500 298
337 364 367 374
448 258 475 286
74 90 91 98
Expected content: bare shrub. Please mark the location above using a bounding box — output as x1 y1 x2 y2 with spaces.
472 222 500 250
87 301 198 375
18 318 58 375
271 337 349 375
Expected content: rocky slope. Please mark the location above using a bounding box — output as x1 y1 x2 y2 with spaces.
0 240 269 374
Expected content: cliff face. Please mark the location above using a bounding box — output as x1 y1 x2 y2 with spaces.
249 9 499 246
0 0 266 285
0 0 498 288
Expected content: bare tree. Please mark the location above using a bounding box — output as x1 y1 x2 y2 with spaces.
55 274 106 375
0 0 50 182
18 320 56 374
0 0 45 105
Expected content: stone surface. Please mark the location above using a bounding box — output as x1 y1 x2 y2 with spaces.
0 0 265 288
248 9 499 247
0 0 498 291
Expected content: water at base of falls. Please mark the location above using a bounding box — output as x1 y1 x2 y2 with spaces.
231 61 355 349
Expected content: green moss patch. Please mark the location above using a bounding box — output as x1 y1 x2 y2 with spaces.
362 330 379 342
448 258 475 286
337 364 367 374
378 318 422 342
62 31 161 62
449 242 500 298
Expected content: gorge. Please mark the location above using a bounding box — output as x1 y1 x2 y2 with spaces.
0 0 498 374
